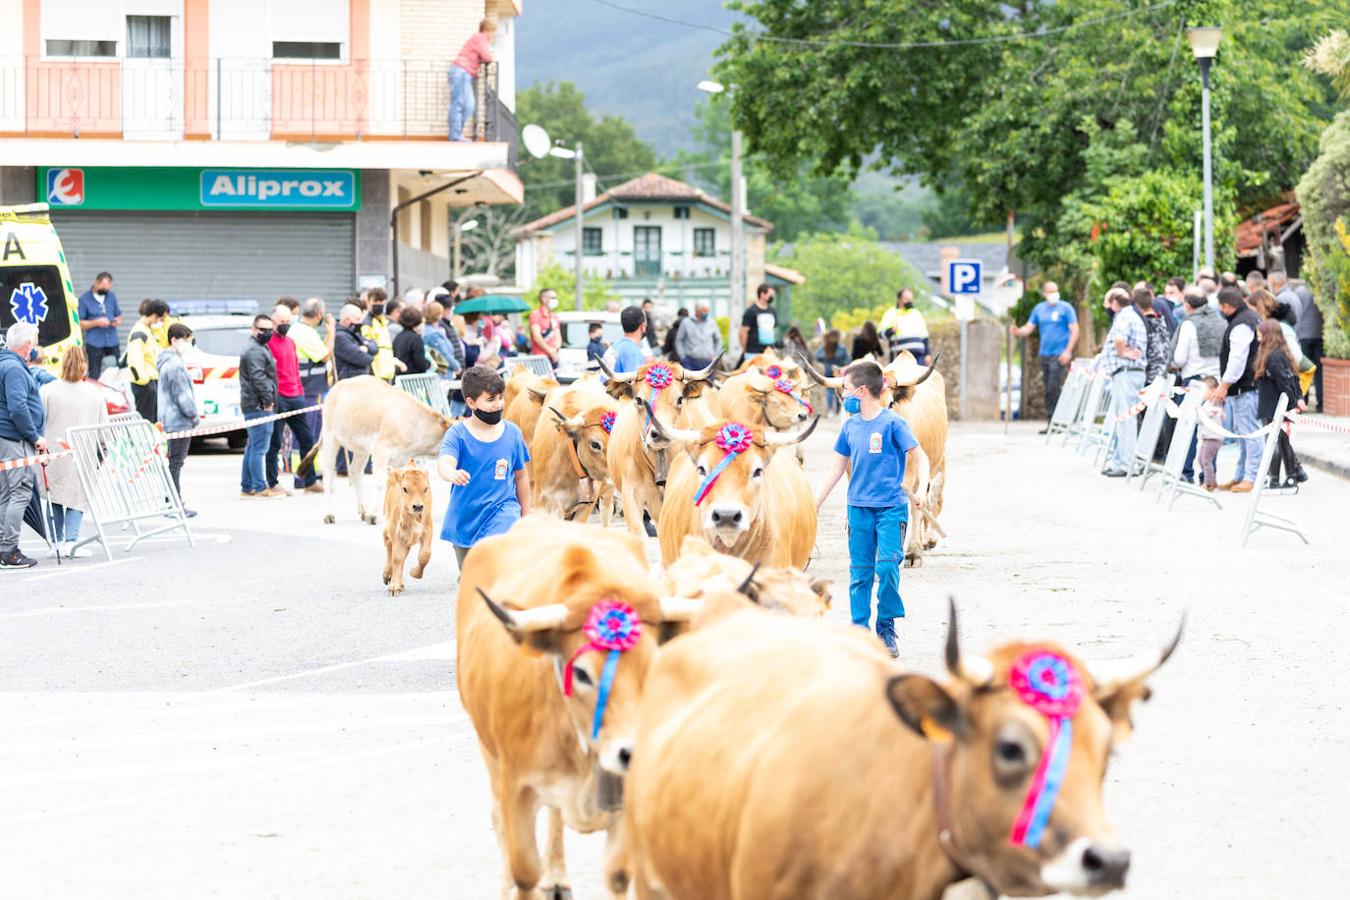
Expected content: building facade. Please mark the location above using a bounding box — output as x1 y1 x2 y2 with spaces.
0 0 523 309
514 172 790 318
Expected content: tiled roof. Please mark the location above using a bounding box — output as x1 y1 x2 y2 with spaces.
514 172 774 235
1235 200 1300 257
764 263 805 285
881 242 1010 279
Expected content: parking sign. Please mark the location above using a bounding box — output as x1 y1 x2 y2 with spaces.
947 259 982 295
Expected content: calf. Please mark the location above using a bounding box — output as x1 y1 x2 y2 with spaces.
381 463 433 596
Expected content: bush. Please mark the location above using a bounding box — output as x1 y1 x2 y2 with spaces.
1296 109 1350 358
529 259 622 312
770 224 933 326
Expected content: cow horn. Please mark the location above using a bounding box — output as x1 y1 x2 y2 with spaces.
736 563 762 599
793 348 845 389
684 352 723 382
548 405 584 429
1089 613 1185 700
596 355 637 384
634 397 700 444
477 588 569 633
764 415 819 446
912 353 941 386
944 597 995 687
528 387 550 402
659 596 704 622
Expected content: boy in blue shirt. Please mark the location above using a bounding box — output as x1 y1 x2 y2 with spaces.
815 359 929 657
437 365 531 570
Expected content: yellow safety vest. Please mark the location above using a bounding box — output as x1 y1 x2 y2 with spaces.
361 315 394 381
126 320 163 385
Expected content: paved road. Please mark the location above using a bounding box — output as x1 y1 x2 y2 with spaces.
3 422 1347 898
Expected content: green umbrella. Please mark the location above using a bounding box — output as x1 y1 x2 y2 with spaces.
454 295 531 315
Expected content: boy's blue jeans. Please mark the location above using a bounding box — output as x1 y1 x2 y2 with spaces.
847 504 907 629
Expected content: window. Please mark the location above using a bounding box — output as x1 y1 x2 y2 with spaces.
693 228 716 258
126 16 171 58
583 227 603 256
673 206 691 219
613 207 629 220
272 42 342 60
45 39 116 57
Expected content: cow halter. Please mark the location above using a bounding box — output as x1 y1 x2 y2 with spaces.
693 423 754 506
774 378 813 415
563 600 642 740
1007 650 1083 850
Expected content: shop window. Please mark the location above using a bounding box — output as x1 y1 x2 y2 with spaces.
273 42 343 60
583 227 603 256
126 16 171 59
693 228 715 258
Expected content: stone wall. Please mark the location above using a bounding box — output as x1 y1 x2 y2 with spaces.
930 318 1002 420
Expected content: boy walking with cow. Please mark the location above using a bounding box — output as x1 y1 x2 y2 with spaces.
437 366 531 570
814 359 929 658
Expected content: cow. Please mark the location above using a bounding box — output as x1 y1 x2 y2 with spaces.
798 349 949 564
380 463 432 596
597 356 721 538
504 365 561 479
296 375 452 525
664 535 831 621
531 379 620 524
645 404 819 569
456 515 701 900
728 346 804 381
625 599 1182 900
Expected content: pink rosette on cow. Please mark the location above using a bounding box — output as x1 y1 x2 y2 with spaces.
1007 649 1083 850
563 599 644 740
764 365 783 380
694 423 755 506
600 412 616 434
645 364 674 390
774 378 813 416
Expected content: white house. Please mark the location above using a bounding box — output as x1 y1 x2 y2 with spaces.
513 172 802 317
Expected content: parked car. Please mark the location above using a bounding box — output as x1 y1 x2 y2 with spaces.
555 311 622 383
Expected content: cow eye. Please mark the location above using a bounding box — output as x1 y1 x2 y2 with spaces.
675 396 685 407
697 464 708 477
992 722 1036 784
572 667 594 688
751 466 765 479
589 440 602 452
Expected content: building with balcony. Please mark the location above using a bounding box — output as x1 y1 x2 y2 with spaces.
0 0 523 307
513 172 803 318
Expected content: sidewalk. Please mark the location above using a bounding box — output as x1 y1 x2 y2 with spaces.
1292 413 1350 481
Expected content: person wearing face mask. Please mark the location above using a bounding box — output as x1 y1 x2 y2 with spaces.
879 288 930 364
675 300 723 371
263 305 317 497
529 287 562 366
738 283 779 361
76 272 123 380
155 324 199 517
436 365 531 572
1012 281 1079 431
360 288 396 382
239 314 278 498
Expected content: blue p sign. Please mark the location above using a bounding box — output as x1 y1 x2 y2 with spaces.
948 259 983 295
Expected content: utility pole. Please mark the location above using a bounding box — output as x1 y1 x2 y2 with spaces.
729 128 744 356
574 141 584 311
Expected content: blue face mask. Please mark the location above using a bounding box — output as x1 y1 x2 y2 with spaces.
843 395 862 415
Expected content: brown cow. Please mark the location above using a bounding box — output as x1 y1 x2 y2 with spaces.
531 379 620 523
664 535 831 622
648 406 818 569
598 356 721 538
297 376 452 525
380 463 432 595
456 515 702 900
798 350 948 564
504 365 561 478
626 600 1181 899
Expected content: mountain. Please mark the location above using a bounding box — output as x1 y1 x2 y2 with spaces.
515 1 737 154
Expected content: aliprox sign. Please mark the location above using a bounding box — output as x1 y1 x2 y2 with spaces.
201 170 356 209
36 167 361 212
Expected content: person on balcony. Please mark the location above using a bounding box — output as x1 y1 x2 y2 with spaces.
449 18 497 142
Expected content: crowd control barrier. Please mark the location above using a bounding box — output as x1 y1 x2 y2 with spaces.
395 373 453 418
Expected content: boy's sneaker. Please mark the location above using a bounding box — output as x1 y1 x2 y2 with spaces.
0 548 37 569
876 618 899 659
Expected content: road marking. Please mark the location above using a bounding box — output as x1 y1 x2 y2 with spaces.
0 598 217 618
374 641 455 662
18 556 140 583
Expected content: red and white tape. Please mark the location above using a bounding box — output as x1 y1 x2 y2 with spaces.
0 441 73 472
160 403 321 441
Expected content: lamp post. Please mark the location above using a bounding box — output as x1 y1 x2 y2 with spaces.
549 143 584 310
699 79 743 356
1188 26 1222 274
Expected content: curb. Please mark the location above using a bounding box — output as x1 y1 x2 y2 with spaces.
1298 447 1350 483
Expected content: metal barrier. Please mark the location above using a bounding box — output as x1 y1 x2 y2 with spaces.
1067 373 1108 453
1240 394 1307 546
67 417 194 561
1046 369 1087 441
395 373 452 418
1127 375 1175 488
504 355 556 379
1156 387 1220 510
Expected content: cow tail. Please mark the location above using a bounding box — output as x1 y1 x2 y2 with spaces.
295 442 321 478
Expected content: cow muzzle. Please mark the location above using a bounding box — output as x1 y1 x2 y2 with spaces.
1040 837 1130 895
653 448 670 487
706 507 748 549
411 503 424 514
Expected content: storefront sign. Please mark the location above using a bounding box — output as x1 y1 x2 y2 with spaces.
36 167 361 212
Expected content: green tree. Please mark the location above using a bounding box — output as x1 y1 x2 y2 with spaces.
528 259 621 312
516 82 659 217
1296 110 1350 357
769 223 931 326
717 0 1340 284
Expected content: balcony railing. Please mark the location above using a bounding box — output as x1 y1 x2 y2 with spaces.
0 56 512 146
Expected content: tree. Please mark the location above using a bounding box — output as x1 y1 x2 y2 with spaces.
1296 110 1350 357
527 259 622 312
516 82 659 217
768 223 930 327
717 0 1341 284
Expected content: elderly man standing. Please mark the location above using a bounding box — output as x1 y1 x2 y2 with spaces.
264 305 318 496
290 298 334 445
1212 287 1263 492
1100 289 1147 478
0 323 46 568
674 300 723 371
1011 281 1079 431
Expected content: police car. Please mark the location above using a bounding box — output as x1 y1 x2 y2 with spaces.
172 301 258 449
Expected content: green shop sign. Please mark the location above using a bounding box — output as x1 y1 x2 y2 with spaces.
36 167 361 212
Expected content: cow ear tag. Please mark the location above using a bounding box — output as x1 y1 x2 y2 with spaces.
920 716 954 744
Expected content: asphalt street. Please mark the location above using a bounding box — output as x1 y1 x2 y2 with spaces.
2 421 1348 898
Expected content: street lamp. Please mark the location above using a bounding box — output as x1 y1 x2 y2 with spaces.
1188 26 1222 274
548 143 585 310
698 79 742 355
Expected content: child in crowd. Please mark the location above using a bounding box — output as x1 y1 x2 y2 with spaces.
814 359 929 658
437 366 531 570
1196 375 1224 491
586 322 608 365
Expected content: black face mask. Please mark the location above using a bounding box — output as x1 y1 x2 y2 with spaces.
256 330 274 344
473 407 503 425
276 323 291 336
370 304 385 316
902 301 914 309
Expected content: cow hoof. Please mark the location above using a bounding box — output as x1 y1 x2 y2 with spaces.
364 515 377 525
389 587 402 597
382 571 391 585
543 886 572 900
411 567 425 580
322 514 335 525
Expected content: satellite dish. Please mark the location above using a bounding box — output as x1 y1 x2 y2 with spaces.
521 124 552 160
